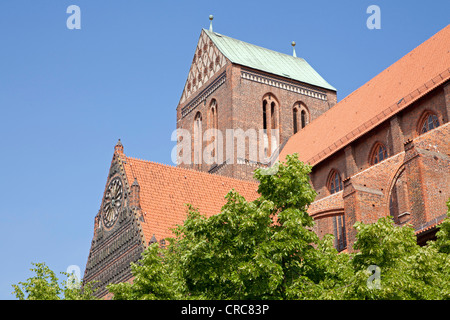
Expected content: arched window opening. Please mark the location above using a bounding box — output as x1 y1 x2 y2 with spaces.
270 102 277 129
333 215 347 252
209 100 218 160
210 99 218 130
263 100 268 131
328 170 343 194
370 143 388 165
293 108 298 134
293 102 309 131
389 168 411 225
301 110 307 129
193 112 202 167
262 94 279 158
419 112 440 134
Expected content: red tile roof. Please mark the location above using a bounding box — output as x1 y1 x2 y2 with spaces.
118 154 260 245
280 25 450 166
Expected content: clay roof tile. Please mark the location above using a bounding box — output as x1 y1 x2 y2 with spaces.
121 156 260 244
280 25 450 166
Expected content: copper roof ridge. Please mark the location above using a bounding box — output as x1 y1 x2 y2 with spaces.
203 28 306 61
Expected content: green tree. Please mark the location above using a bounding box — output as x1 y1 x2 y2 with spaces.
108 154 349 299
12 262 97 300
108 155 450 300
14 160 450 300
342 213 450 300
433 200 450 254
107 243 186 300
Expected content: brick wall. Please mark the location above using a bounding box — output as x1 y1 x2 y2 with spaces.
306 84 449 251
413 123 450 223
308 192 344 240
177 62 337 181
177 42 448 252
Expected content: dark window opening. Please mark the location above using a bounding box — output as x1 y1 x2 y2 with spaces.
371 143 388 165
263 100 267 131
329 170 343 194
333 215 347 252
301 110 307 128
271 102 276 129
421 113 439 134
293 108 298 134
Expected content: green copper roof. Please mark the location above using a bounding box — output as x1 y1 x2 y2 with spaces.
204 29 336 91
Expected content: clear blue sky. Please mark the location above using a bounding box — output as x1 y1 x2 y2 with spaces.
0 0 448 299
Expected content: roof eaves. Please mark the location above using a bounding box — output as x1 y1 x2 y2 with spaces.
304 68 450 167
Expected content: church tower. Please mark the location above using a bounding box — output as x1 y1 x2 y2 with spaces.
175 17 337 181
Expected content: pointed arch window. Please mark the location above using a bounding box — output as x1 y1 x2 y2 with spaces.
419 112 440 134
389 168 411 225
263 100 268 131
210 99 218 130
293 107 299 134
293 102 309 132
193 112 202 167
209 100 218 160
262 95 279 158
270 102 277 129
333 214 347 252
301 110 307 128
328 170 343 194
370 143 388 165
262 97 279 131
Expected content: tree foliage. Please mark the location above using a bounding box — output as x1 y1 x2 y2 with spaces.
15 155 450 300
342 215 450 299
12 262 97 300
108 155 450 300
108 155 328 299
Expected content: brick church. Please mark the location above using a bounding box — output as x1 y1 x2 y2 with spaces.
84 22 450 298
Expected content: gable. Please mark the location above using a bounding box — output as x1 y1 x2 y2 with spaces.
179 29 228 104
84 141 260 298
83 148 147 298
120 155 260 244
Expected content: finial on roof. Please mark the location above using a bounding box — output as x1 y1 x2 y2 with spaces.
115 139 124 154
209 15 214 32
149 234 157 245
291 41 297 57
